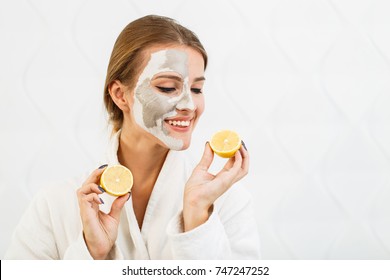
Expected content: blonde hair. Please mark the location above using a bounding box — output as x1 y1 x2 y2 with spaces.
104 15 208 133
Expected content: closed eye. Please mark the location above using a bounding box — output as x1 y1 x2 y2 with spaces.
156 86 176 93
191 88 203 94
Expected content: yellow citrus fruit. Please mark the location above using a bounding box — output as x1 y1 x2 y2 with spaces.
210 130 241 158
100 165 133 196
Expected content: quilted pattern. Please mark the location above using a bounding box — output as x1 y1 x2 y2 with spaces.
1 0 389 259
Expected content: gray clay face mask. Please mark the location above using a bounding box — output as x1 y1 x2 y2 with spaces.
132 49 195 150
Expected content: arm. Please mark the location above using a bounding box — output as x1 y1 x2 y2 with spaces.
4 190 59 259
167 142 261 259
4 171 128 260
215 186 261 259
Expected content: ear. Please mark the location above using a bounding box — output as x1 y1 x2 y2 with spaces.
108 80 132 112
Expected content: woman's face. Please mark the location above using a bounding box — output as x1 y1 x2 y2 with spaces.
131 46 205 150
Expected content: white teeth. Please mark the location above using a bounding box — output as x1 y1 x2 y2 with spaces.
168 120 190 127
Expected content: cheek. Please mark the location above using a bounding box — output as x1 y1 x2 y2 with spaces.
194 94 205 116
135 81 177 127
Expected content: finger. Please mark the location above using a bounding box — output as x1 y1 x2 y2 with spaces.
79 192 104 206
195 142 214 172
215 150 242 186
230 147 249 183
209 157 241 198
221 156 235 171
223 149 243 173
78 182 105 196
84 164 108 185
239 142 249 174
231 149 243 173
221 140 248 171
109 192 131 221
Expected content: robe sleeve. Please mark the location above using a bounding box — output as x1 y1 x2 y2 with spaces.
4 188 125 260
63 232 124 260
4 190 60 259
166 185 261 259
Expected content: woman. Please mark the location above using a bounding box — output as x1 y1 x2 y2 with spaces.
5 15 260 259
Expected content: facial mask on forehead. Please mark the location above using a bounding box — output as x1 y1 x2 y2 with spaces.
132 49 195 150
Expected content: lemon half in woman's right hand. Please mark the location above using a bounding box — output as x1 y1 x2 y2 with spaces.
209 130 241 158
100 165 133 196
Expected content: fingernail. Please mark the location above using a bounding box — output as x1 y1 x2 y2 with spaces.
99 197 104 204
98 186 105 193
205 141 209 146
127 192 131 201
98 164 108 169
241 140 247 151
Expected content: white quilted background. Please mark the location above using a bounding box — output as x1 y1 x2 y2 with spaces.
1 0 390 259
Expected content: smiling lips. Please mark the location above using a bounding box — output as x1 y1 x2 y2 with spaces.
165 117 193 130
168 120 190 127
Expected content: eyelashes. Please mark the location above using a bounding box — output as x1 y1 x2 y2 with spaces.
191 88 202 94
156 86 203 94
156 86 176 93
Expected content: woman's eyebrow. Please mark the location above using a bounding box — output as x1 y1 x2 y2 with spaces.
152 75 206 82
153 75 182 82
194 77 206 82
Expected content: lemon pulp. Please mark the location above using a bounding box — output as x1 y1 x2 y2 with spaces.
100 165 133 196
210 130 241 158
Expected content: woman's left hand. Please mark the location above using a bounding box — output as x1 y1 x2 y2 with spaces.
183 142 249 231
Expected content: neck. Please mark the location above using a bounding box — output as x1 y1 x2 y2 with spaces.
117 124 170 230
117 125 169 193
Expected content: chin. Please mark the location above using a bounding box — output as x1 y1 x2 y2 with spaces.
180 142 191 150
169 138 191 151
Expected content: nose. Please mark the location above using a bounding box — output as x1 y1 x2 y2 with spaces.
176 85 195 111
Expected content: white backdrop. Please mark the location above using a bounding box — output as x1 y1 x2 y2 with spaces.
1 0 390 259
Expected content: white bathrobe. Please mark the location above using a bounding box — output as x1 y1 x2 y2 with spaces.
5 133 261 260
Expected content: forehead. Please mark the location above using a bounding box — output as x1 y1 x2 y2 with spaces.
142 49 188 77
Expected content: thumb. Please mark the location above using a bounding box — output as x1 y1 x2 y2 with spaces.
196 142 214 172
109 192 131 221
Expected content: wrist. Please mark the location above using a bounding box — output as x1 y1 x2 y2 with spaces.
182 203 213 232
83 231 109 260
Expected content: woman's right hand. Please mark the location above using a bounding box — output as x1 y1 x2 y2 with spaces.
76 165 130 260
